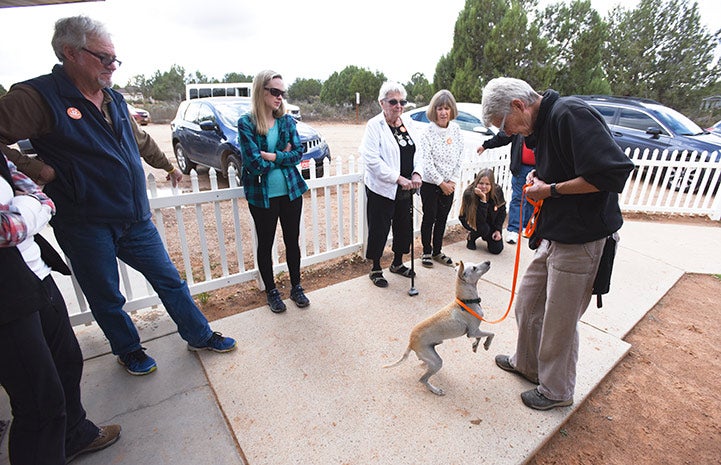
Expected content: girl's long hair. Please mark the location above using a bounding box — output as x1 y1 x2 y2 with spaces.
251 70 286 135
459 168 505 227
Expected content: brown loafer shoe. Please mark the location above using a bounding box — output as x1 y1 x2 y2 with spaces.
66 424 121 463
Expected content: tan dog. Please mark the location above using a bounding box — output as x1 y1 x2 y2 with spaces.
383 260 495 396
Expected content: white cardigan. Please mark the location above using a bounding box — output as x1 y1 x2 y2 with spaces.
359 112 424 200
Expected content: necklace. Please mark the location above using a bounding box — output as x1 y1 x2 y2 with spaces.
390 123 413 147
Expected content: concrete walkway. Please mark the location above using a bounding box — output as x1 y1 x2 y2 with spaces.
1 220 719 465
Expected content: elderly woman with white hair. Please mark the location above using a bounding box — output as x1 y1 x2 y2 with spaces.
359 81 423 288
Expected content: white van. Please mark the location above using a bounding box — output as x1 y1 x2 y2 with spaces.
185 83 301 120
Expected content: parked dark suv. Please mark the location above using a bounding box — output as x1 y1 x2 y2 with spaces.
576 95 721 192
170 97 330 182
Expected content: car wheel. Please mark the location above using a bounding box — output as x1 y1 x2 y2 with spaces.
225 154 242 187
174 143 196 175
315 163 324 178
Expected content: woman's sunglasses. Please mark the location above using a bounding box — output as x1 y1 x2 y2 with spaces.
386 98 408 107
264 87 287 98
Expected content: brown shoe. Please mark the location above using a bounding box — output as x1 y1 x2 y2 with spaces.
66 424 121 463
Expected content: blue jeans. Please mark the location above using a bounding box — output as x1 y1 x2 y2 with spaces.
54 219 212 355
507 165 535 233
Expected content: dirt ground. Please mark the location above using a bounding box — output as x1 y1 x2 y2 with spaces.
142 123 721 464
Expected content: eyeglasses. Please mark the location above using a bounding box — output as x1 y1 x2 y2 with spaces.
82 47 122 67
498 111 508 134
386 99 408 107
264 87 286 98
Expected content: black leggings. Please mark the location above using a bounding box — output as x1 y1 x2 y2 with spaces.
248 195 303 291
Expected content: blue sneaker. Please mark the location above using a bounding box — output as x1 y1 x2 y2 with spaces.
117 348 157 376
187 331 237 353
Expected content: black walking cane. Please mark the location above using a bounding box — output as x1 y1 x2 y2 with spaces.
408 189 419 297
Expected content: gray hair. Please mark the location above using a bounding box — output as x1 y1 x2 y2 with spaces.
52 16 111 62
480 77 540 127
377 81 407 103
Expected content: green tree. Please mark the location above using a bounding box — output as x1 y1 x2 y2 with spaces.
288 78 323 102
223 72 253 83
321 66 385 106
0 84 7 97
149 64 186 101
433 54 455 93
604 0 717 111
404 72 434 105
126 74 151 100
186 70 214 84
439 0 553 101
538 0 611 95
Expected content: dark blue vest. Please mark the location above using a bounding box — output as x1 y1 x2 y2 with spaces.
23 65 150 225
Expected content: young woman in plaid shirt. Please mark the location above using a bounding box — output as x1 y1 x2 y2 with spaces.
238 70 309 313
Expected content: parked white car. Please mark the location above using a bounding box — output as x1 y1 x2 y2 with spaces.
405 102 496 160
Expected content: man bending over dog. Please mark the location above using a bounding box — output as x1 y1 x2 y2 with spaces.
480 77 633 410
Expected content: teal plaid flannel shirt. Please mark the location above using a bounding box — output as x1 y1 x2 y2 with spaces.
237 113 308 208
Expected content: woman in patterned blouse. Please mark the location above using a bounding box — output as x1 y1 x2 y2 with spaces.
417 90 463 268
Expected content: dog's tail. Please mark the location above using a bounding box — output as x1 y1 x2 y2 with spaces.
382 348 411 368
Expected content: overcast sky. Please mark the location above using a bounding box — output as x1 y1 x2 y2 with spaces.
0 0 718 92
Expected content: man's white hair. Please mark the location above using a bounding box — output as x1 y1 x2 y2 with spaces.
481 77 540 127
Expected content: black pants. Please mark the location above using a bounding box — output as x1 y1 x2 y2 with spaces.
0 277 98 465
248 195 303 291
460 216 504 255
420 182 454 255
365 187 412 261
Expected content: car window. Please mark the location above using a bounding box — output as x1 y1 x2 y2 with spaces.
455 111 483 131
183 102 200 123
410 111 429 123
196 104 215 125
647 104 704 136
591 105 616 124
213 101 251 128
617 109 667 135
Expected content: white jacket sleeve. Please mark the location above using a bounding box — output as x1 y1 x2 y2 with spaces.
11 194 52 237
359 119 400 185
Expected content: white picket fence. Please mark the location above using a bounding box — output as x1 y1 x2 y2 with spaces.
57 146 720 326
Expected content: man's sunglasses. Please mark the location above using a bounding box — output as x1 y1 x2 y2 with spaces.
386 98 408 107
82 47 122 67
264 87 287 98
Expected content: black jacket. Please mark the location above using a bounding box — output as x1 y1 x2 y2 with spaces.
529 90 634 244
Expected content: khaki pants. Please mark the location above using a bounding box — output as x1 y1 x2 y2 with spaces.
510 237 606 401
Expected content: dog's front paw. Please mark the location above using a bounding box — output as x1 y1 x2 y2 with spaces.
483 334 495 351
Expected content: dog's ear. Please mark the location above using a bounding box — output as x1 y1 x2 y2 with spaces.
457 260 465 277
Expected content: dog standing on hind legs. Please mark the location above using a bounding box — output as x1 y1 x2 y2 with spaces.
383 260 495 396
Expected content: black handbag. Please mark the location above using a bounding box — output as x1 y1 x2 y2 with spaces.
592 234 619 308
